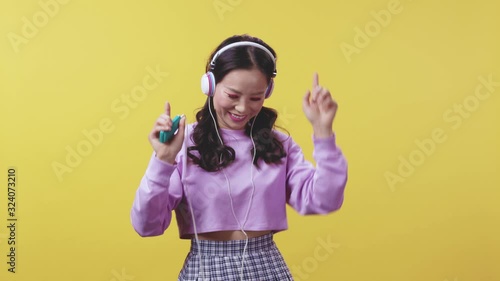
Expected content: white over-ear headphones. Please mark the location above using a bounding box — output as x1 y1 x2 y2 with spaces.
200 41 277 98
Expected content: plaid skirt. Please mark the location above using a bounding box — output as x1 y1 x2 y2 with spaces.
178 233 294 281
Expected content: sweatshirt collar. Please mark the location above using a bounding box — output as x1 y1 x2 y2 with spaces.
219 127 247 140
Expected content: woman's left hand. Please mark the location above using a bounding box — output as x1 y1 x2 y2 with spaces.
302 72 338 138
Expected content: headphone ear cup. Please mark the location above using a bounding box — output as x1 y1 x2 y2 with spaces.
264 79 274 99
201 72 216 96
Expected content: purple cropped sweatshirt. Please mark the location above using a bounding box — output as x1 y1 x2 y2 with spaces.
131 124 348 238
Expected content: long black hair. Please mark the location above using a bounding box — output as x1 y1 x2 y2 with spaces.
187 34 287 172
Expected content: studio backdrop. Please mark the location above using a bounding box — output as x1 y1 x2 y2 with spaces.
1 0 499 280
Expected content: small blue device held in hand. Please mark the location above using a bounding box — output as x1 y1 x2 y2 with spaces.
159 115 183 143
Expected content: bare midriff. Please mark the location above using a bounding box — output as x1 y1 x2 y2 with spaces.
192 230 273 241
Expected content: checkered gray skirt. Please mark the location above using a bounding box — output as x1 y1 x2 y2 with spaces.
178 233 294 281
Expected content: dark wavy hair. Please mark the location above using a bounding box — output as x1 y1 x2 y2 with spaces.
187 34 287 172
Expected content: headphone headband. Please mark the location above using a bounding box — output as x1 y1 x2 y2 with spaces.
209 41 277 77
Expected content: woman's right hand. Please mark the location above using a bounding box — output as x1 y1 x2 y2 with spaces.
148 101 186 164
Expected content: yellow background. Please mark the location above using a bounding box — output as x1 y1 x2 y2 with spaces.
1 0 499 280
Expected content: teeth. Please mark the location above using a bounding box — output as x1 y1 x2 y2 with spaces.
231 113 245 120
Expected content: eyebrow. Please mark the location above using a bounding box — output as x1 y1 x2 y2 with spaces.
225 86 264 96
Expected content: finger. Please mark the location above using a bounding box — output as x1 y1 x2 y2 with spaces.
155 116 173 133
156 115 172 129
303 90 311 107
311 86 323 102
321 96 338 112
169 116 186 145
149 125 164 141
156 120 174 132
319 97 333 111
164 101 171 116
154 125 166 133
159 114 172 126
318 88 331 103
176 116 186 139
317 95 328 108
312 72 319 89
321 90 335 107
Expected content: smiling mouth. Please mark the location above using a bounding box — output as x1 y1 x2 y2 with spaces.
229 112 247 121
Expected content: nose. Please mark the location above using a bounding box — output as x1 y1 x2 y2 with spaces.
234 100 248 113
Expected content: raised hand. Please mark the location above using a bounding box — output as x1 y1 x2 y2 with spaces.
302 73 338 138
148 101 186 164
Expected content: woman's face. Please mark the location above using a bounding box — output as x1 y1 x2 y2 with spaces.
212 68 268 130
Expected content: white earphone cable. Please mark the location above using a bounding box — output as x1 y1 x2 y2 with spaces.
182 120 207 280
238 117 258 280
208 97 225 147
207 97 258 281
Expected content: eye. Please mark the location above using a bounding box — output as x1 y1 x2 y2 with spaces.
226 93 238 99
250 97 262 101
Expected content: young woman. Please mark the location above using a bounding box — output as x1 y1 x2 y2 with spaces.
131 34 348 280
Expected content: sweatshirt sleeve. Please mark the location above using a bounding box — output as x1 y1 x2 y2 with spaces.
286 133 348 215
130 153 184 237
